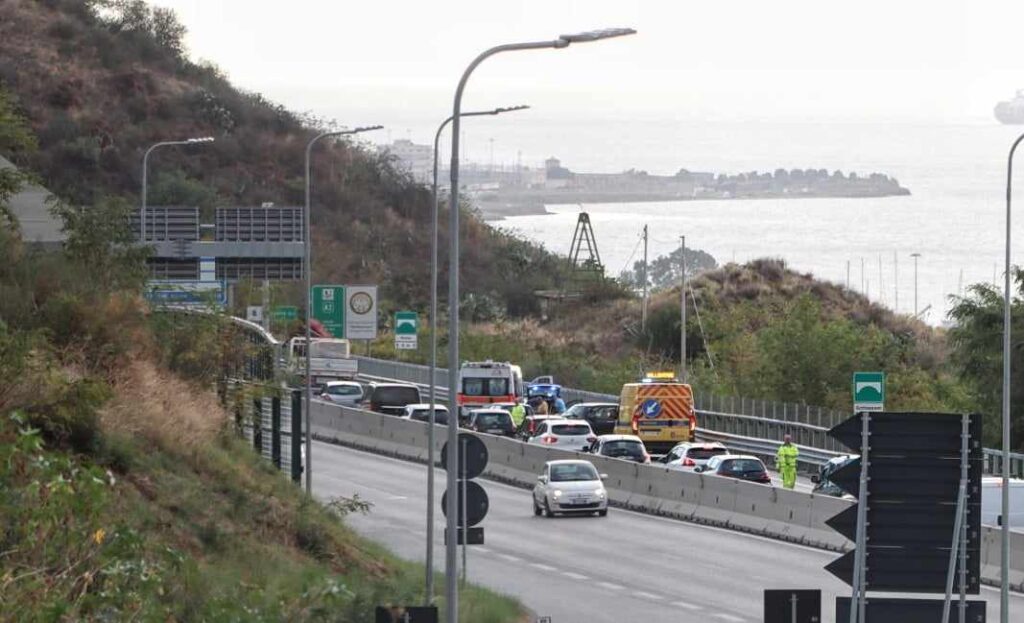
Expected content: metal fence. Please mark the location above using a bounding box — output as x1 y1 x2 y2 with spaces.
224 379 302 482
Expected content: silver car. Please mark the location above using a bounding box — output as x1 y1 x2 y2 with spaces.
319 381 364 406
532 460 608 517
659 441 729 470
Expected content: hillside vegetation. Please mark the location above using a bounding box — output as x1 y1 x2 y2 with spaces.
0 0 578 316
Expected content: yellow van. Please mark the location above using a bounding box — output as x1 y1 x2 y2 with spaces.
614 374 696 453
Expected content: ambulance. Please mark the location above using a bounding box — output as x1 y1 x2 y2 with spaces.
456 361 525 420
614 371 697 454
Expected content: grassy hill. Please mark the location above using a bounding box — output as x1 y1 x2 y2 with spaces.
0 0 572 316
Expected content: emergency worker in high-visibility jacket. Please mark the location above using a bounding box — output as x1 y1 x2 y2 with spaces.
776 434 799 489
510 403 526 428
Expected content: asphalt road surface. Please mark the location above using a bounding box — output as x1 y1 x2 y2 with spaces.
312 441 1022 623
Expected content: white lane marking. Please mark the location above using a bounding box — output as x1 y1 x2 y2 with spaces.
597 581 624 591
529 562 557 572
672 601 703 611
497 553 522 563
562 571 589 580
714 614 745 622
634 591 663 601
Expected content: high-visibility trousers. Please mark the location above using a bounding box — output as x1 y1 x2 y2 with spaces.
781 467 797 489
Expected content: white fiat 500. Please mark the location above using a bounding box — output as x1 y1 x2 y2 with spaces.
532 460 608 518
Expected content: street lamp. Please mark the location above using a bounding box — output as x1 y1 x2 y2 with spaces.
303 125 383 496
444 27 635 623
426 104 528 604
140 137 214 242
1000 133 1024 623
910 252 921 317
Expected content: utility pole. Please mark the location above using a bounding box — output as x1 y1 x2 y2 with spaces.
641 225 648 332
911 252 922 316
261 279 271 332
846 260 851 289
878 255 884 305
894 251 899 313
861 257 865 293
680 235 687 382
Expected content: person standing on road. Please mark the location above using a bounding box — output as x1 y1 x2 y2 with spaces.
776 434 799 489
553 395 566 414
510 402 526 428
536 398 549 415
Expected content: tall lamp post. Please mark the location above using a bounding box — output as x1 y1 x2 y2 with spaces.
1000 133 1024 623
444 28 635 623
141 137 214 242
303 125 383 495
910 252 921 317
426 104 528 604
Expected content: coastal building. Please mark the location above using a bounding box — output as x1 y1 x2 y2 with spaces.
383 139 433 184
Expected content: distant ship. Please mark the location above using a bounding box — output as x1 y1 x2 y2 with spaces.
995 90 1024 124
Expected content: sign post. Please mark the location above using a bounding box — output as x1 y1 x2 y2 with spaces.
852 371 885 412
395 311 418 350
312 285 345 337
824 411 985 622
345 285 378 341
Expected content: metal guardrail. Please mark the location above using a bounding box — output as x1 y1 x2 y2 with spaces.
354 355 1023 477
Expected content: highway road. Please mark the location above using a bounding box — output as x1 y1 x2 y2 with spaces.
313 441 1023 623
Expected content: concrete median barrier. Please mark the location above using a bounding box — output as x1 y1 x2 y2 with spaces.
308 401 1021 588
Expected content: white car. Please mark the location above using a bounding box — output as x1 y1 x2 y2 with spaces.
658 442 729 470
533 460 608 517
526 418 596 452
399 403 449 426
318 380 364 407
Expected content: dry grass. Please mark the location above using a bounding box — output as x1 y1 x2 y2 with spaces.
98 358 226 451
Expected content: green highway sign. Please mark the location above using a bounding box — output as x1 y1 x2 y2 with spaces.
852 371 885 412
395 311 418 350
312 285 345 337
272 305 298 321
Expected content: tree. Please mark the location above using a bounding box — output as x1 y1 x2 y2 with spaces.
0 87 38 230
620 246 718 291
948 274 1024 449
49 196 149 291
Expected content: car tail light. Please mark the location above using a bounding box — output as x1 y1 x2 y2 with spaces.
642 453 651 464
682 457 696 467
541 435 558 445
586 435 597 443
759 473 771 483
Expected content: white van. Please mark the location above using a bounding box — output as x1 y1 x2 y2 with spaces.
982 476 1024 528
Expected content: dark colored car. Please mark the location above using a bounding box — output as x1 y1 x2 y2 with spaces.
588 435 650 463
811 454 858 497
695 454 772 485
563 402 619 435
360 382 422 416
466 409 516 437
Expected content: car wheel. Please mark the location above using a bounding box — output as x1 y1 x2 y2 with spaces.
598 509 608 517
533 498 542 517
543 499 555 518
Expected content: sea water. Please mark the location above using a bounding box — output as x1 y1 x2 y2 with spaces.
492 120 1024 324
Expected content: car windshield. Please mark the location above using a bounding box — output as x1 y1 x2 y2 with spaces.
476 413 510 427
563 404 586 417
721 459 765 473
689 447 727 460
551 424 590 436
410 409 447 424
602 440 644 457
549 463 599 482
462 378 510 397
327 384 361 396
374 387 419 404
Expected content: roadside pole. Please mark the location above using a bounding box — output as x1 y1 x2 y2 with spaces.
641 224 648 332
680 235 687 382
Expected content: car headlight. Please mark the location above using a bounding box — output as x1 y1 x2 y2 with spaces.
552 489 563 498
594 488 606 498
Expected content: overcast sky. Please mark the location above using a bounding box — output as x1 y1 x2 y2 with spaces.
150 0 1024 147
